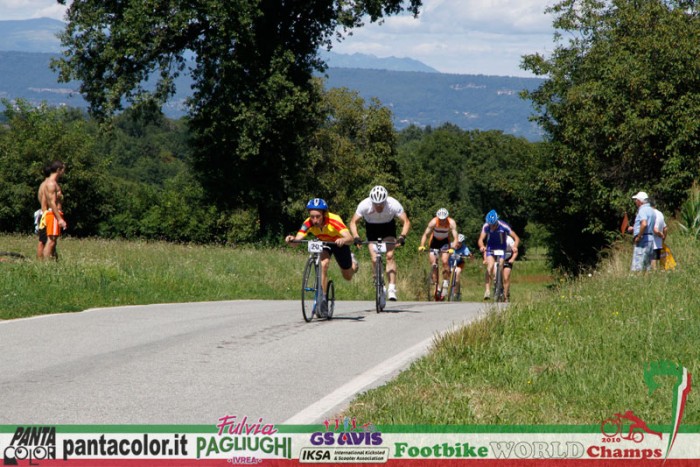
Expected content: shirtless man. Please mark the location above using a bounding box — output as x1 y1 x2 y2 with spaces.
37 161 67 260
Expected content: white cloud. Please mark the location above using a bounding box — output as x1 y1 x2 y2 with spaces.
332 0 557 76
0 0 68 20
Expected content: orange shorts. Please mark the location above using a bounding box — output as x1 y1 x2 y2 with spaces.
44 211 63 237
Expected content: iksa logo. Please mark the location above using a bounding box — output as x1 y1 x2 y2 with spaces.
589 360 691 461
309 417 382 446
3 427 56 465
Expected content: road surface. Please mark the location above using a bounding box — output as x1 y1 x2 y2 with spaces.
0 300 491 425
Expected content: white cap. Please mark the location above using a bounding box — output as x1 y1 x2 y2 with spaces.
632 191 649 201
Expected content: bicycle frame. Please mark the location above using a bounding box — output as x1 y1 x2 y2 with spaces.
491 249 506 302
361 238 395 313
293 240 336 322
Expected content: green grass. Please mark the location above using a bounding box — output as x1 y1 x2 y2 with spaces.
342 234 699 426
0 234 550 320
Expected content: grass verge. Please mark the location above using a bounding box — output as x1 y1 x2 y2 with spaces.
343 234 699 426
0 234 550 320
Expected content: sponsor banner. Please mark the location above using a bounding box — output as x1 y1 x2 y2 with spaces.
2 425 700 465
0 361 695 466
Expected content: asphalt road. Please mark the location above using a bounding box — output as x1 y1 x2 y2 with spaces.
0 300 489 425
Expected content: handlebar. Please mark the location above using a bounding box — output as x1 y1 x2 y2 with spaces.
358 239 397 246
288 239 337 246
421 247 453 254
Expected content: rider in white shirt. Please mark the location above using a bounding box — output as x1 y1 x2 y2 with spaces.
349 185 411 301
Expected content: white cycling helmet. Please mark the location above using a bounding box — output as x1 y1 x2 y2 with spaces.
369 185 388 204
458 233 465 243
436 208 449 220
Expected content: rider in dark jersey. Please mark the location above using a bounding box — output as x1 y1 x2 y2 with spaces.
477 210 520 301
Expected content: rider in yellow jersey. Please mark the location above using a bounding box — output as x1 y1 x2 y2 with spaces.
285 198 359 311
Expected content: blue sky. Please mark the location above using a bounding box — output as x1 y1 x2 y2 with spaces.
0 0 557 77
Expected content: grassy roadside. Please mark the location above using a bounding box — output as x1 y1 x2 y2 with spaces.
343 234 699 426
0 233 550 320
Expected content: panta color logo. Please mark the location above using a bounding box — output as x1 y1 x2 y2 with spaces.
596 360 691 460
3 427 56 465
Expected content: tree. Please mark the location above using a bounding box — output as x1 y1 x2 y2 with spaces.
299 85 400 224
0 100 107 236
396 125 534 249
53 0 422 236
521 0 700 273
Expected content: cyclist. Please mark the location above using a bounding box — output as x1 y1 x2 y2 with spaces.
418 208 458 300
285 198 358 314
478 209 520 300
502 235 519 302
448 233 472 301
349 185 411 301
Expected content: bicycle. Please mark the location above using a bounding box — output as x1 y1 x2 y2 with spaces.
360 238 395 313
491 249 506 302
423 246 450 302
291 240 336 322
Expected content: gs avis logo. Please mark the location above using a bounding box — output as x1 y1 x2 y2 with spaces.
309 417 383 446
3 427 56 465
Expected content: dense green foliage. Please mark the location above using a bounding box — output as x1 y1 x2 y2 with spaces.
0 96 535 249
396 124 534 250
0 99 107 235
522 0 700 272
52 0 421 235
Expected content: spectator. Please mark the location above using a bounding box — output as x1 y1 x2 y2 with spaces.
628 192 656 272
37 160 67 260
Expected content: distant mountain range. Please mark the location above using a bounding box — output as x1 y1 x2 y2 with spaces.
0 18 543 140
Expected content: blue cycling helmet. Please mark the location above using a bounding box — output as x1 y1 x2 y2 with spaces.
485 209 499 225
306 198 328 211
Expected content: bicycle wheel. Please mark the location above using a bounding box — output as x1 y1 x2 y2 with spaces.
494 261 505 302
375 256 385 313
301 257 318 322
326 280 335 320
447 269 458 302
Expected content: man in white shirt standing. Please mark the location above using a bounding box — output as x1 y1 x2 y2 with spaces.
628 191 656 272
349 185 411 301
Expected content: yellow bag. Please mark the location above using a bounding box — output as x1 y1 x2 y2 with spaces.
660 242 677 270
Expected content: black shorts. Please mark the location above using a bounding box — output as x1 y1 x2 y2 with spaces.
429 237 450 251
654 249 662 260
38 228 47 244
365 220 397 242
328 244 353 270
503 252 514 269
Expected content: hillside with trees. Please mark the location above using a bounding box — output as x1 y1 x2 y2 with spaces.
2 0 699 277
